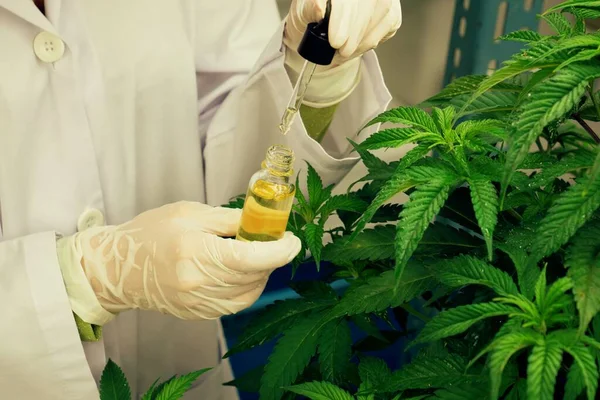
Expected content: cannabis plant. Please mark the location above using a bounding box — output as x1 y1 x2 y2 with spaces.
226 1 600 399
98 359 208 400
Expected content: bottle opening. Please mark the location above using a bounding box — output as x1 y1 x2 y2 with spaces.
263 145 295 176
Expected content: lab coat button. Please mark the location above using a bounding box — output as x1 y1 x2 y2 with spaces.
77 209 105 232
33 31 65 63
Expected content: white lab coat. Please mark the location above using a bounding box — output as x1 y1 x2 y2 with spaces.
0 1 391 399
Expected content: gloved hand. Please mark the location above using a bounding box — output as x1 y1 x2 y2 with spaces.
57 202 301 323
283 0 402 107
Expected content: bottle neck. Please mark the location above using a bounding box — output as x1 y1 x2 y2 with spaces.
262 145 295 178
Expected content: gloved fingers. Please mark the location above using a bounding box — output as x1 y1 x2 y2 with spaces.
175 202 242 237
295 0 328 23
214 231 301 273
328 0 354 51
354 1 402 58
175 258 270 289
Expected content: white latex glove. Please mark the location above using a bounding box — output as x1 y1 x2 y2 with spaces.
57 202 301 323
283 0 402 107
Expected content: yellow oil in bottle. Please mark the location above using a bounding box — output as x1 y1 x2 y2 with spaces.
236 145 296 242
236 180 295 242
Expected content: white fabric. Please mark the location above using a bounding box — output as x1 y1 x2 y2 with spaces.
59 203 300 322
0 1 391 399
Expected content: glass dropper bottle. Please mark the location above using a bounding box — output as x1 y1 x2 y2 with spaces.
279 0 336 135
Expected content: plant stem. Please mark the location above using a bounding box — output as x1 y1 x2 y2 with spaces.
535 138 544 152
573 114 600 144
400 304 431 323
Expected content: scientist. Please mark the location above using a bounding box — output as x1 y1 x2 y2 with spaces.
0 0 401 398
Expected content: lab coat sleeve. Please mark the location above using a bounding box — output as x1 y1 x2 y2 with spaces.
0 232 99 398
196 2 392 206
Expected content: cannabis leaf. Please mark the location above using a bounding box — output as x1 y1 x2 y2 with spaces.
365 106 439 133
468 177 499 259
306 162 331 210
318 319 353 384
499 30 543 43
487 330 541 400
564 362 585 400
100 359 132 400
225 298 334 358
435 255 519 296
541 12 573 35
323 225 395 263
412 303 517 345
334 267 434 317
557 332 599 400
526 337 563 400
529 174 600 262
360 128 443 150
502 64 600 196
378 353 483 393
305 223 325 270
566 223 600 334
260 312 333 400
154 369 210 400
358 357 392 391
284 381 354 400
395 179 454 282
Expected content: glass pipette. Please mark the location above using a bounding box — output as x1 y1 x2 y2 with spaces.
278 0 335 136
279 61 318 135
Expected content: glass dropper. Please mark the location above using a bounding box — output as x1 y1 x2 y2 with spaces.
279 61 318 135
279 0 335 136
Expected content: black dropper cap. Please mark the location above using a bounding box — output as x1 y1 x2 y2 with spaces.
297 0 335 66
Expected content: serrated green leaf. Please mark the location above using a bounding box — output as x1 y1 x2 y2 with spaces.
334 266 434 317
358 357 392 390
378 354 484 393
360 128 443 150
290 281 338 302
545 1 600 15
468 178 499 260
371 203 404 223
323 225 395 263
349 138 389 172
558 333 599 400
260 312 333 400
566 223 600 334
455 119 507 140
499 30 544 43
434 382 490 400
426 75 522 102
504 379 527 400
366 106 439 133
318 319 352 384
435 255 519 296
412 303 517 345
319 194 368 221
530 174 600 262
530 150 596 189
455 91 520 118
224 298 333 358
472 41 567 101
100 359 132 400
526 337 563 400
284 381 354 400
585 151 600 195
432 107 456 133
541 12 573 35
564 362 585 400
488 330 541 400
141 378 161 400
351 176 415 238
534 267 548 311
496 239 540 300
223 365 264 393
556 48 600 71
395 180 453 281
502 64 600 194
155 369 210 400
305 223 324 269
566 6 600 19
306 162 326 211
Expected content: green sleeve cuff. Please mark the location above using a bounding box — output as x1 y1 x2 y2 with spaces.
299 103 339 143
74 313 103 342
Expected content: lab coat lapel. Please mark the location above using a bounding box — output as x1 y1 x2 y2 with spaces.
0 0 56 32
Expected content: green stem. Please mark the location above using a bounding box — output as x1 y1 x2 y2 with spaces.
400 304 431 323
573 113 600 144
535 138 544 152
